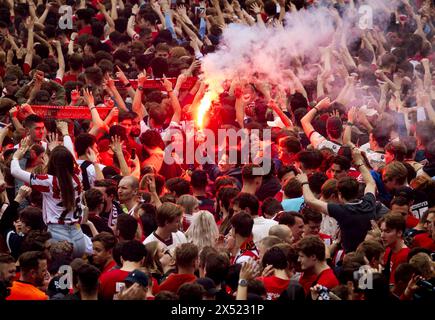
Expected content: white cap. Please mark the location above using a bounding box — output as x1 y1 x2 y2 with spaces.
267 117 286 129
360 105 378 117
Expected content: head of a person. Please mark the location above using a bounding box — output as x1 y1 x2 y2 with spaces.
165 178 192 198
120 240 146 265
381 161 408 192
118 112 136 137
18 251 48 286
230 211 254 239
216 187 239 215
278 211 304 242
23 114 45 142
0 254 16 287
75 263 100 297
415 120 435 148
261 198 283 219
294 150 323 172
320 179 339 203
94 179 118 209
186 210 219 250
278 136 302 165
3 73 19 95
283 177 303 200
380 213 406 248
139 129 165 150
190 170 208 191
74 133 98 159
427 210 435 241
156 202 183 233
18 206 46 234
115 214 138 241
390 196 411 217
231 193 259 217
92 232 117 269
326 116 343 141
175 243 199 271
370 125 390 150
258 236 283 261
176 195 200 216
356 240 385 269
204 252 230 286
385 141 407 164
327 155 351 180
393 263 416 295
277 165 299 188
409 252 434 279
84 188 105 214
241 164 263 191
262 246 288 271
297 236 326 271
301 207 323 237
337 176 360 202
118 176 139 203
268 225 293 244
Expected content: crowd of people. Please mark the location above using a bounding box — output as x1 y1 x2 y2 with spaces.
0 0 434 301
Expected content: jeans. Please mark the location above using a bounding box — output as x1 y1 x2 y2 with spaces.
47 224 87 258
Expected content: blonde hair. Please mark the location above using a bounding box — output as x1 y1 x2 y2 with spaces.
177 195 200 216
186 210 219 251
409 253 434 279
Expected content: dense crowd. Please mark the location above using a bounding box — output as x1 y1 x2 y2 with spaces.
0 0 434 301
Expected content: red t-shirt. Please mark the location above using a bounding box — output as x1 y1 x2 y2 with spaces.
406 215 419 229
257 276 290 300
99 269 129 300
78 25 93 36
299 270 317 296
383 246 410 284
158 273 197 293
100 260 117 278
412 233 435 251
316 268 339 290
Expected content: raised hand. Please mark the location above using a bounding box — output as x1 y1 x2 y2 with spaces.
251 3 261 14
13 137 32 160
115 65 129 86
110 135 124 155
47 132 61 151
83 88 95 107
161 74 173 92
239 259 260 281
56 120 69 136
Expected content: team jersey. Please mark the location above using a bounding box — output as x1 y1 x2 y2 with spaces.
359 143 386 171
11 159 84 225
308 131 342 154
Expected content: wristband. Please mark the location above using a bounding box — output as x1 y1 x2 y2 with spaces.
313 107 319 112
347 122 354 126
124 82 132 88
90 106 96 111
355 163 365 168
137 86 144 91
301 182 309 186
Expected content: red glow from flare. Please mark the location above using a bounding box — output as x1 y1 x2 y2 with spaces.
196 92 214 128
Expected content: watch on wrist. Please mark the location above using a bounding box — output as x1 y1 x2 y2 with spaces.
238 279 248 287
137 86 144 91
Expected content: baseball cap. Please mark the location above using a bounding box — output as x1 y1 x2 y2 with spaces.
195 277 217 296
326 116 343 133
124 270 149 287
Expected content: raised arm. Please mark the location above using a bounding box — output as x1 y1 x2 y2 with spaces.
162 76 181 124
297 173 329 214
351 144 376 195
300 97 330 139
132 72 148 120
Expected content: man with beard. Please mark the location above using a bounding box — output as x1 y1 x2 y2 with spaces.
0 254 16 300
7 251 48 300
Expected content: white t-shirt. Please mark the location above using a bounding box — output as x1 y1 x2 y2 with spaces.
252 216 278 246
11 159 84 224
308 131 341 154
76 160 105 188
359 143 386 170
143 230 187 251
